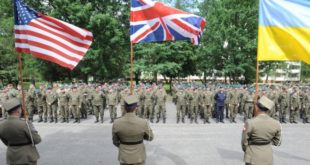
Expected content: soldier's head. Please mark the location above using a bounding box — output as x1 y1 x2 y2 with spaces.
124 95 138 113
255 96 274 114
2 98 22 116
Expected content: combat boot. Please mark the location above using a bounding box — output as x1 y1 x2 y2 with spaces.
177 118 180 123
66 118 69 123
73 118 78 123
163 118 166 124
38 117 43 123
50 118 54 123
55 118 58 123
94 118 99 123
156 118 160 123
77 118 80 123
150 118 154 123
44 118 47 123
61 119 65 123
182 118 185 123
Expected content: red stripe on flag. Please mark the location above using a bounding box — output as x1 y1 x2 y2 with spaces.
15 30 86 56
31 51 75 70
171 19 200 35
132 22 160 43
16 47 31 54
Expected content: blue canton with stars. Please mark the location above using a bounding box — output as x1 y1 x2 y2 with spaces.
14 0 40 25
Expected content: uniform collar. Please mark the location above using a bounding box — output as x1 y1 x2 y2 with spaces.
8 116 20 120
125 112 136 117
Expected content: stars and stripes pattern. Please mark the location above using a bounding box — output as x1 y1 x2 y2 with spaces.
14 0 93 70
130 0 206 45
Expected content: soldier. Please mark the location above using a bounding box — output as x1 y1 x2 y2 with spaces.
92 86 105 123
229 88 239 123
189 88 200 124
154 88 167 123
87 84 95 115
202 89 213 124
58 87 70 123
69 86 81 123
225 88 231 119
0 98 41 165
241 96 281 165
0 89 9 119
266 89 278 120
243 91 255 122
175 89 187 123
144 88 155 122
80 85 89 119
120 88 130 116
290 87 300 123
137 85 146 118
26 84 36 122
112 95 154 165
46 87 58 123
303 89 310 123
278 87 289 123
36 85 47 123
107 89 118 123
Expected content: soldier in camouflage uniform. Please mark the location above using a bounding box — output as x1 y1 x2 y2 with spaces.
175 89 187 123
36 85 47 122
87 85 95 115
80 85 89 119
243 91 255 121
189 89 200 124
69 86 81 123
154 88 167 123
290 87 300 123
303 88 310 123
266 89 278 119
26 84 36 121
107 89 118 123
92 86 105 123
58 87 70 123
202 89 213 124
228 88 239 123
144 88 155 122
46 87 58 123
120 88 130 116
137 86 145 118
278 87 289 123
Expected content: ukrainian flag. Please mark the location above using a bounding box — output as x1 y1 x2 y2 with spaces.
257 0 310 63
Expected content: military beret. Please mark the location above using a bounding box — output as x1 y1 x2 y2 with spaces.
2 98 21 112
124 95 138 110
257 96 274 111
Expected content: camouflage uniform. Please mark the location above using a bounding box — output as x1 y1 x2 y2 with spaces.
154 89 167 123
189 90 200 124
303 91 310 123
144 89 154 121
202 90 213 124
228 90 239 123
26 86 36 121
175 90 187 123
137 88 145 118
36 87 47 122
80 87 89 119
244 92 255 121
290 90 300 123
69 88 81 123
58 90 70 123
46 88 58 123
92 89 105 123
107 91 118 123
278 89 289 123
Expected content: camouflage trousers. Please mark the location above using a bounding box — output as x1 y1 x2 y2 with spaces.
37 104 47 121
244 103 254 121
93 105 104 121
59 104 69 120
144 104 153 119
229 104 238 122
203 104 212 122
290 107 299 122
137 102 145 118
109 105 117 120
190 104 199 121
47 103 58 121
27 103 36 120
176 104 186 120
70 105 80 119
155 104 166 120
279 104 288 120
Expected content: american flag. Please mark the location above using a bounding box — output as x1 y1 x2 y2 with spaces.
14 0 93 70
130 0 206 45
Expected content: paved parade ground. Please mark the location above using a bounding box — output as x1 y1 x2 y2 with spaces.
1 101 310 165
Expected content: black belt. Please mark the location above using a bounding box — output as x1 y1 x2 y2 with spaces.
249 141 270 146
120 140 143 145
9 142 32 147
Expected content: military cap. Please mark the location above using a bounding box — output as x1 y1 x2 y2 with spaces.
124 95 138 110
2 98 21 112
257 96 274 111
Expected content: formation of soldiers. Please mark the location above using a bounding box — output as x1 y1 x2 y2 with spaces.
172 83 310 124
0 82 168 124
1 82 310 124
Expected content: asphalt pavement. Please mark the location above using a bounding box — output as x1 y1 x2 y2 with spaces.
1 101 310 165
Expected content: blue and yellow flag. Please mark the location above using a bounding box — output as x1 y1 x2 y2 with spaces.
258 0 310 63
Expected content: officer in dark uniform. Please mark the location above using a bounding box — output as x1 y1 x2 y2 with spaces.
112 95 154 165
0 98 41 165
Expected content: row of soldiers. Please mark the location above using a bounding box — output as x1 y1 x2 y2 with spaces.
171 85 310 124
1 83 310 124
0 83 169 124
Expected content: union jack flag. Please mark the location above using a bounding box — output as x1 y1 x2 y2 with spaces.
130 0 206 45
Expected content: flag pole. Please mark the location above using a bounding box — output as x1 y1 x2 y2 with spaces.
18 54 28 120
130 42 134 95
